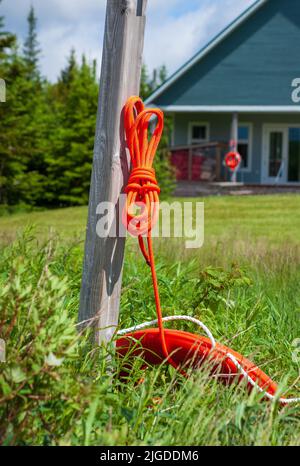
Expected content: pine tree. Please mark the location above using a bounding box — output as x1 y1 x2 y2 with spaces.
140 64 151 100
140 64 175 197
0 7 23 205
16 6 49 206
60 48 77 87
140 64 168 100
0 3 174 208
23 5 40 78
0 5 47 206
0 0 16 62
44 51 99 206
0 51 48 205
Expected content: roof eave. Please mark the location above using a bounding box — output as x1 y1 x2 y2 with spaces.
159 105 300 113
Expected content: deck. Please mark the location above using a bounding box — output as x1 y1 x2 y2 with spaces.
174 181 300 197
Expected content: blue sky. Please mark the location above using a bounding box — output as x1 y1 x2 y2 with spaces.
1 0 255 81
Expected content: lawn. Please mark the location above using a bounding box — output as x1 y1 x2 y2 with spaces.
0 194 299 445
1 195 299 245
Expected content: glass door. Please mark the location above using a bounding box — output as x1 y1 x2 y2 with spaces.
263 127 288 183
288 128 300 182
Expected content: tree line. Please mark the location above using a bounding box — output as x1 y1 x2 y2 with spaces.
0 3 173 210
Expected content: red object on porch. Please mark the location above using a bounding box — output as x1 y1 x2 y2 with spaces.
171 150 189 180
171 150 210 181
225 151 241 171
170 143 225 182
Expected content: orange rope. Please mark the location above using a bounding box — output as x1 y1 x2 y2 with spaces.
123 96 179 370
121 98 300 404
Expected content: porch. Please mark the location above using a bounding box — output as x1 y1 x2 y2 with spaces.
169 114 300 186
174 181 300 197
170 142 228 183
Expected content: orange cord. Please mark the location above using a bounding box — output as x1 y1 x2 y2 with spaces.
123 96 180 371
121 98 300 404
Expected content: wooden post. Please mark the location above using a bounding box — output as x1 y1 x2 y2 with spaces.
230 112 239 182
215 145 221 181
79 0 148 343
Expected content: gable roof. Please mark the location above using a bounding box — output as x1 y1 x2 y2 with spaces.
145 0 268 105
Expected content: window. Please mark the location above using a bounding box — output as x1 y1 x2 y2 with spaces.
189 122 209 144
238 125 251 169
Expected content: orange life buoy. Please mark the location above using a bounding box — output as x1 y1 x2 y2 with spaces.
225 151 241 171
116 328 278 397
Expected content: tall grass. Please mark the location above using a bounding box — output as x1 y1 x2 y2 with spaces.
0 228 299 445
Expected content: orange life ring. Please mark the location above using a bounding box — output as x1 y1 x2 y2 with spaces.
116 328 278 396
225 151 241 171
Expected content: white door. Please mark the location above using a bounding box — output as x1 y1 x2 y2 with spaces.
262 126 288 184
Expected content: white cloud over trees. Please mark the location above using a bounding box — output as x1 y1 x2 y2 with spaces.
2 0 255 81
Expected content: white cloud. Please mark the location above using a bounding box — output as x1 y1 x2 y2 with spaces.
2 0 255 81
2 0 106 80
144 4 217 74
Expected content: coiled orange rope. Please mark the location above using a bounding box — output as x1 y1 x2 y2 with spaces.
120 96 300 404
123 96 179 370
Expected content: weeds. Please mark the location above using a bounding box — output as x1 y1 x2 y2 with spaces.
0 230 299 445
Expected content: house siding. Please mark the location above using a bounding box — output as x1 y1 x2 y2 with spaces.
154 0 300 108
173 113 300 183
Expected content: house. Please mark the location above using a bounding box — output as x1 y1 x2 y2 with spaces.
146 0 300 185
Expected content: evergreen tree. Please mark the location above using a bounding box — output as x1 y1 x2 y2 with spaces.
0 0 16 61
44 51 98 206
0 51 47 205
0 8 23 205
0 4 175 208
140 64 168 100
59 48 77 87
140 64 151 101
140 64 175 198
18 6 48 205
0 5 47 206
23 5 40 78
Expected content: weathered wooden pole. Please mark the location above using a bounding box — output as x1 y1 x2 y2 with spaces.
79 0 148 343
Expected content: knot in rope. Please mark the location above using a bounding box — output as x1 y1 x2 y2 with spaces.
125 167 160 197
123 96 163 237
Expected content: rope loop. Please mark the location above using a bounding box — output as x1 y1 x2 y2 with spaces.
123 96 180 369
123 96 163 238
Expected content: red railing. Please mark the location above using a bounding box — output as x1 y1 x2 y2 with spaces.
170 142 227 182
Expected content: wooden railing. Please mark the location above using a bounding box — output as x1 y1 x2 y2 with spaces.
169 142 228 182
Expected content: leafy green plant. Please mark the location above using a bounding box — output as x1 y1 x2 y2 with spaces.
192 265 251 312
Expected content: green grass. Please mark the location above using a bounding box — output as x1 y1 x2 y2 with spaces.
0 195 299 445
0 194 299 244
